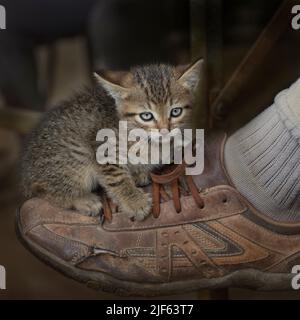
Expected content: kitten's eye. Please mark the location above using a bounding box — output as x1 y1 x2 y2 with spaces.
170 107 183 118
140 112 154 122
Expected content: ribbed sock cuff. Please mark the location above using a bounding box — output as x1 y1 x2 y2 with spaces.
224 80 300 221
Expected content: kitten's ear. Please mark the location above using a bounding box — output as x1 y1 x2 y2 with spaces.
177 59 204 93
93 71 131 101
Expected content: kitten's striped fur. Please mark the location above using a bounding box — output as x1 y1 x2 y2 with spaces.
21 60 203 220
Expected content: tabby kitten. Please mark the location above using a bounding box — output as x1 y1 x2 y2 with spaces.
21 59 203 221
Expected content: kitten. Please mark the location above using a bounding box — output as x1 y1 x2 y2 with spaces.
21 59 203 221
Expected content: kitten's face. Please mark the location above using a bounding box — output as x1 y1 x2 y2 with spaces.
94 60 203 133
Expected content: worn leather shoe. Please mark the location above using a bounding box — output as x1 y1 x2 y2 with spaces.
16 133 300 296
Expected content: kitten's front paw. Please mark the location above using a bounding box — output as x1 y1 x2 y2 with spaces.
133 172 151 187
72 194 103 217
121 189 152 221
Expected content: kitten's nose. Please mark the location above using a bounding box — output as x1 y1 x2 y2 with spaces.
158 123 170 132
160 128 169 136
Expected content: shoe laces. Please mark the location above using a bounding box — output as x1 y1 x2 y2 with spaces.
102 162 205 221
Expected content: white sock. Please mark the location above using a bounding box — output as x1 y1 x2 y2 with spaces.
224 79 300 221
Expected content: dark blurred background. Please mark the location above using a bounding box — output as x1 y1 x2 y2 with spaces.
0 0 300 299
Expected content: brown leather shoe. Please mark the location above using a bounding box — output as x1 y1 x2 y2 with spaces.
16 133 299 296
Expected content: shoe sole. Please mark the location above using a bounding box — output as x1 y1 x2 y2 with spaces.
15 208 294 297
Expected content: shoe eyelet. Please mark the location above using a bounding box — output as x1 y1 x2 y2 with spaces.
200 204 205 209
222 197 227 203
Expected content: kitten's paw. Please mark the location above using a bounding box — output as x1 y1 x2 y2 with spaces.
121 190 152 221
72 194 103 217
133 172 151 187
